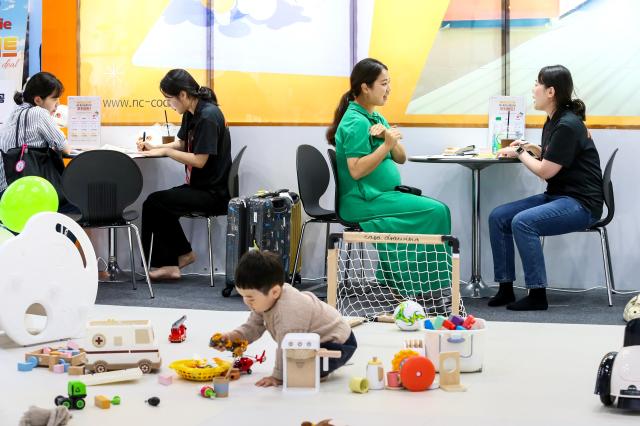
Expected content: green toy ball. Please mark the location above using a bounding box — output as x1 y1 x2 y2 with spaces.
0 176 58 232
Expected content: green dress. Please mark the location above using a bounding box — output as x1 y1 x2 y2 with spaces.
335 102 452 295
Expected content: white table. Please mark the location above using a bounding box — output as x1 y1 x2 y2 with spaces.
0 305 633 425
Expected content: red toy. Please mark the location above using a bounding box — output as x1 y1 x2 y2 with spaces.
233 350 266 374
168 315 187 343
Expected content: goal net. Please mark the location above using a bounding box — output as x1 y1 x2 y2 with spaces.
327 232 465 323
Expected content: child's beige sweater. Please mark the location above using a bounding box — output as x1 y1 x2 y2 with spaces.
233 283 352 380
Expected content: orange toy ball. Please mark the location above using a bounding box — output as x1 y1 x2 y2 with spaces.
400 356 435 392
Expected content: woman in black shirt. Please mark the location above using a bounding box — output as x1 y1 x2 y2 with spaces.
138 69 232 281
488 65 603 311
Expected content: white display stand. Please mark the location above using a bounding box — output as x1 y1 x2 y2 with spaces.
0 212 98 346
68 96 102 149
487 95 526 148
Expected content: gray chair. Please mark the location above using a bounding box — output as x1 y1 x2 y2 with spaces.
541 148 618 306
182 146 246 288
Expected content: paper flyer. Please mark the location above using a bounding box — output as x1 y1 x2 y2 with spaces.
68 96 101 149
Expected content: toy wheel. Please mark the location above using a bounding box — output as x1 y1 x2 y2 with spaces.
138 360 152 374
400 356 435 392
61 399 72 409
222 287 233 297
75 399 86 410
94 361 108 373
247 368 252 375
54 395 66 406
595 351 617 406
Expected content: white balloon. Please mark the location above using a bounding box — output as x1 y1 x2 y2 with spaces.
0 226 13 246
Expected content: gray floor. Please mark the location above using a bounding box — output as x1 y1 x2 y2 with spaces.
95 274 635 325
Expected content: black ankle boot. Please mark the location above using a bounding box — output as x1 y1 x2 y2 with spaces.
488 282 515 307
507 288 548 311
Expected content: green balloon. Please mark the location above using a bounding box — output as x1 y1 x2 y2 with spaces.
0 226 13 245
0 176 58 232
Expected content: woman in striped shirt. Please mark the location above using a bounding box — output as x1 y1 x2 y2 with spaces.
0 72 73 210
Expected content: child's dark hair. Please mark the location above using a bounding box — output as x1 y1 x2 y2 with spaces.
235 250 284 294
538 65 586 121
160 68 218 105
14 72 63 105
326 58 388 145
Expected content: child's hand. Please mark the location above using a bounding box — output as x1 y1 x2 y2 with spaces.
255 376 282 387
209 332 232 351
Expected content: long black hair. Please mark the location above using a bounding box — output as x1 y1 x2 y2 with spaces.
538 65 585 121
326 58 388 145
160 69 218 105
14 71 63 105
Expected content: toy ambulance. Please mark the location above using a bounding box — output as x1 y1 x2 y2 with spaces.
83 319 161 373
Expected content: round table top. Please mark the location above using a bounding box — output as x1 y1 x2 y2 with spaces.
408 155 520 170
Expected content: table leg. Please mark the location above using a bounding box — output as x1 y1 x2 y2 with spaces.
100 228 132 283
460 168 493 298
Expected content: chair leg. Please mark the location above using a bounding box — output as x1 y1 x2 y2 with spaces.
324 222 331 280
293 219 310 285
130 223 154 299
207 217 215 288
598 227 615 307
127 227 136 290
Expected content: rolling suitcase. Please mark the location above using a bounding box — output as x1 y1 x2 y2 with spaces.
223 190 300 296
223 197 249 297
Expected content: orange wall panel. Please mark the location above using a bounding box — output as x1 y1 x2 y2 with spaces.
42 0 78 102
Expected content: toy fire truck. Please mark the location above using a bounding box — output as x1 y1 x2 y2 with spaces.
168 315 187 343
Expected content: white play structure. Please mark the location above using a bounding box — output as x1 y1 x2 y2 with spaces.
0 212 98 346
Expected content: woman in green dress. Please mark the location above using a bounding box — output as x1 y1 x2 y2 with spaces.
327 58 451 296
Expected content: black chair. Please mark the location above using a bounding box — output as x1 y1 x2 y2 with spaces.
62 150 153 298
291 145 341 279
182 145 247 288
541 148 618 306
327 149 362 231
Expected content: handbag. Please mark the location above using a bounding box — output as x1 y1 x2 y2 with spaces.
1 107 67 204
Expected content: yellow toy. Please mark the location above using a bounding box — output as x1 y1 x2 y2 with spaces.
391 349 420 372
209 332 248 358
168 358 231 381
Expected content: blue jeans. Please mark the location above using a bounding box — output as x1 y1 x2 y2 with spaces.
488 194 596 289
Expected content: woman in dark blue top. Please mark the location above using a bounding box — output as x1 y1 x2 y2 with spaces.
488 65 603 311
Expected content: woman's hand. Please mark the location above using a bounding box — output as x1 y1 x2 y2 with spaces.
509 139 525 147
497 147 518 158
383 126 402 150
369 123 386 137
136 135 154 152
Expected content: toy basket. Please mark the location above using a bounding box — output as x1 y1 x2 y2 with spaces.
424 318 487 373
169 358 231 381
